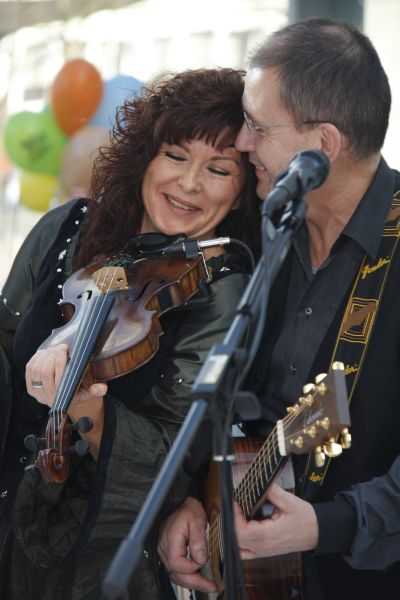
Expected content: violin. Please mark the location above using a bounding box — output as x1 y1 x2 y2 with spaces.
25 235 212 484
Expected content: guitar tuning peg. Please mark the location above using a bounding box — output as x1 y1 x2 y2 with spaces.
319 417 330 430
314 373 327 384
290 435 304 449
332 361 345 371
305 425 317 438
314 446 326 467
340 427 352 449
302 383 315 395
323 437 343 458
299 395 314 407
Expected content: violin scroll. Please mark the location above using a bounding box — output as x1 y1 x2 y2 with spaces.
24 414 93 482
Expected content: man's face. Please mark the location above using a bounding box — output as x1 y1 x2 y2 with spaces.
236 67 320 200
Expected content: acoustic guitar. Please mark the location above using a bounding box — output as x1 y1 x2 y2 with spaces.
198 361 351 600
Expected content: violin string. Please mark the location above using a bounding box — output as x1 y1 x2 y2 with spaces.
52 265 114 443
51 265 119 446
50 277 100 443
55 265 114 415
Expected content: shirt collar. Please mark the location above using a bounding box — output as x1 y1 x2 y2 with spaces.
342 157 396 260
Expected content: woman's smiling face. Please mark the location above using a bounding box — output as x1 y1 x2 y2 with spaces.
140 137 245 240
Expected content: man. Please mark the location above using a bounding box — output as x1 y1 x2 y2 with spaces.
158 18 400 600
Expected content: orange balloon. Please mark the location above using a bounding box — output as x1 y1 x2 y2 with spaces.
51 59 103 136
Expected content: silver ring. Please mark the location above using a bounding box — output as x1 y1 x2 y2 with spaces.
31 380 43 389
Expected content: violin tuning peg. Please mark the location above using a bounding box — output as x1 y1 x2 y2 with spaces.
74 439 90 457
24 434 39 453
66 439 90 457
72 417 93 434
24 434 46 453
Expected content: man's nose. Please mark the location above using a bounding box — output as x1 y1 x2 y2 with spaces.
235 123 256 152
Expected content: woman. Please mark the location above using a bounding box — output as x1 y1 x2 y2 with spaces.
0 68 259 599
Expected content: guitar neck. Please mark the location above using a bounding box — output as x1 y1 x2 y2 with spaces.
50 293 115 416
234 426 286 519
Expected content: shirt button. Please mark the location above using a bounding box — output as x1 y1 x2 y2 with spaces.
304 307 313 317
0 490 8 499
290 364 297 375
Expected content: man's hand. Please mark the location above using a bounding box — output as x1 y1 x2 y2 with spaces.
158 496 217 593
234 482 319 559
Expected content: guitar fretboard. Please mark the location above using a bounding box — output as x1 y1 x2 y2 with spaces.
234 427 285 518
209 424 286 562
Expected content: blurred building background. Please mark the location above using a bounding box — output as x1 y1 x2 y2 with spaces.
0 0 399 285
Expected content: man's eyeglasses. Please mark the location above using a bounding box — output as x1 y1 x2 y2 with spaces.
243 110 291 138
243 111 336 138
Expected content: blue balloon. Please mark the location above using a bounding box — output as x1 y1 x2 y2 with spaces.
90 74 143 128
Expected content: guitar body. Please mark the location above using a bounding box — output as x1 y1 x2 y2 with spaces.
201 437 303 600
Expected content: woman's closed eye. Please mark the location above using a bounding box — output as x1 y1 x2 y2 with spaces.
164 151 186 162
208 165 230 176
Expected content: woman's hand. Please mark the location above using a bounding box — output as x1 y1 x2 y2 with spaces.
26 343 70 407
25 343 108 457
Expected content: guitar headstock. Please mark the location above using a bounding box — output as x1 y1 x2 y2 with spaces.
277 361 351 467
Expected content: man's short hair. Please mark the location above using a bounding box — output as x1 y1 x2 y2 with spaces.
250 18 391 159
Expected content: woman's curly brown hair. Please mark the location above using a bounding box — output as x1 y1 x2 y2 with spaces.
76 68 260 267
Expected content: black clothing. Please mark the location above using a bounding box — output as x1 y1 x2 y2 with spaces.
339 455 400 570
0 199 250 599
248 158 400 599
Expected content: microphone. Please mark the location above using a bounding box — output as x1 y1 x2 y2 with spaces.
263 150 330 217
161 237 231 259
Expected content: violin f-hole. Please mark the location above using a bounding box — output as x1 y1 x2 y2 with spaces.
77 290 93 301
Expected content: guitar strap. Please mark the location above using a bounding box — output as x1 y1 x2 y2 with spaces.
302 190 400 495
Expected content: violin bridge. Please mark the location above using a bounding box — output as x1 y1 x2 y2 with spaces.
93 266 128 293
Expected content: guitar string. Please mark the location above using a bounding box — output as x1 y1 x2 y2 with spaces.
237 390 321 509
208 405 306 558
209 428 285 558
208 404 309 558
233 403 308 512
209 390 326 558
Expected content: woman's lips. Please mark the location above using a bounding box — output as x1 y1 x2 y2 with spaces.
164 193 199 212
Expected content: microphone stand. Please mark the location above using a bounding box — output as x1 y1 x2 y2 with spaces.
102 193 307 600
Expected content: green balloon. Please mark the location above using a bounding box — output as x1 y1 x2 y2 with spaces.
4 110 67 175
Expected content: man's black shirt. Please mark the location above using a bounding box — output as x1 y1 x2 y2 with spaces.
247 158 400 600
